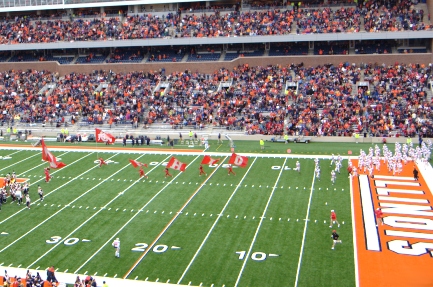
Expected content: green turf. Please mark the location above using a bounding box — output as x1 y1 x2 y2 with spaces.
0 142 362 286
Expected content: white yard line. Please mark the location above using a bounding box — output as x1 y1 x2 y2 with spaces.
177 157 257 284
73 154 175 274
0 152 96 225
0 145 352 159
0 153 121 252
17 151 70 177
123 155 205 279
0 151 69 176
293 165 316 287
26 153 151 269
234 158 288 287
0 152 39 173
350 175 360 287
2 150 22 156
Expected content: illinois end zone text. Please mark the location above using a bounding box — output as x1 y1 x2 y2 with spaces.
352 160 433 287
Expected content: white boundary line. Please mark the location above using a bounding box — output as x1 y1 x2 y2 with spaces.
0 153 120 251
293 164 316 287
26 154 153 268
74 154 190 274
0 152 39 173
177 157 258 284
234 157 288 287
0 150 22 156
0 152 96 225
17 151 70 177
350 174 360 287
0 145 352 159
0 150 33 172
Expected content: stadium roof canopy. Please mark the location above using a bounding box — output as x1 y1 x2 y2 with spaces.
0 31 432 51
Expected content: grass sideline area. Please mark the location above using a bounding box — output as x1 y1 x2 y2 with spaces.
0 140 427 287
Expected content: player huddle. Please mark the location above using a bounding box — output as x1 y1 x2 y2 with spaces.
1 173 32 210
353 140 432 178
311 154 343 184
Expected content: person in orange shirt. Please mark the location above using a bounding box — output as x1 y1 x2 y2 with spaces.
164 168 173 178
46 266 58 284
329 209 340 228
199 165 207 176
227 164 236 176
44 168 51 183
375 207 383 226
99 157 107 168
139 167 148 179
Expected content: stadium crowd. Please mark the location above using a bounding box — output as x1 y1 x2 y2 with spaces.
0 268 100 287
0 61 432 138
0 0 428 45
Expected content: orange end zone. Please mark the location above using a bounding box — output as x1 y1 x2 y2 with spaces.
351 160 433 287
0 178 29 187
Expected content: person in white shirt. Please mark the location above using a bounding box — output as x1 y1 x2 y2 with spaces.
294 161 300 173
112 238 120 258
26 194 31 209
315 165 321 181
15 187 22 205
331 170 336 185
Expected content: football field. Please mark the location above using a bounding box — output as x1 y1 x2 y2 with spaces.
0 142 431 287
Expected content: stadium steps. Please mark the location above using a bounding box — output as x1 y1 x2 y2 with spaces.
291 21 297 34
219 51 226 61
103 53 111 63
414 3 429 24
181 54 188 62
71 54 79 64
141 52 149 63
45 83 57 96
360 16 365 32
351 83 357 96
37 83 56 96
425 87 433 102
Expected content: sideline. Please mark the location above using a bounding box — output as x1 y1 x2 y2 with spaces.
1 267 188 287
0 145 353 159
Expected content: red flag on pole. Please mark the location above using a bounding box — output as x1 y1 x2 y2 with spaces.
41 139 67 169
95 128 116 144
201 155 220 165
167 157 187 172
228 153 248 168
41 139 54 162
49 161 66 169
129 159 148 168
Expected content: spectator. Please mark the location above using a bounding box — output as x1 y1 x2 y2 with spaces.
46 266 58 284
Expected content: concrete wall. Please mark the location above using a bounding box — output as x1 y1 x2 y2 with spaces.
8 126 420 145
1 53 432 76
